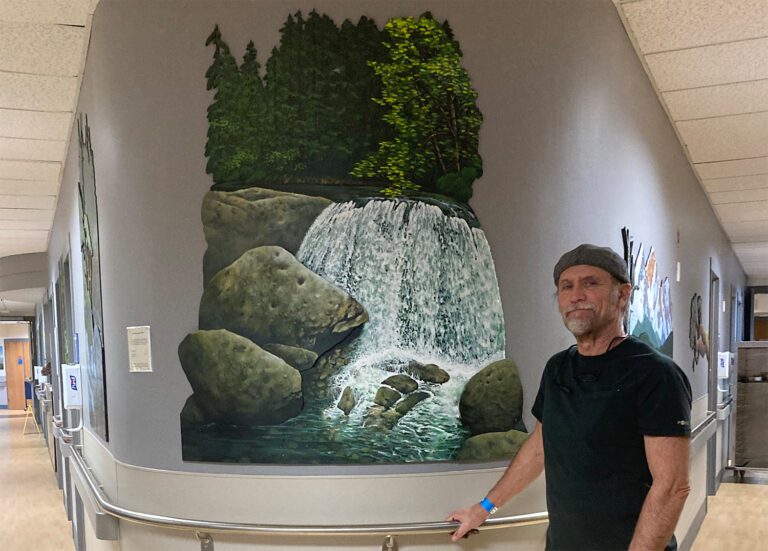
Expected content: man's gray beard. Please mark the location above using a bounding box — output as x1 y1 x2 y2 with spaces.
565 317 592 336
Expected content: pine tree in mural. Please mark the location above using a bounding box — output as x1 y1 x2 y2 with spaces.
351 13 483 200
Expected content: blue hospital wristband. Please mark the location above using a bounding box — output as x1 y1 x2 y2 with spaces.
479 497 498 515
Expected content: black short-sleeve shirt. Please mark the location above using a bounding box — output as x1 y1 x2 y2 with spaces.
532 337 692 551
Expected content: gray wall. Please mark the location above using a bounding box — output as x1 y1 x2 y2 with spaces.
47 0 745 472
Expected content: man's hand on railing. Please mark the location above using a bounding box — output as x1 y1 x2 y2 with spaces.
447 503 488 542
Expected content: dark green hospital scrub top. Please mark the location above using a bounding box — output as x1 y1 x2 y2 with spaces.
532 337 692 551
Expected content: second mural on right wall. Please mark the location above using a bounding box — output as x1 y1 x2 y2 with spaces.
622 228 674 357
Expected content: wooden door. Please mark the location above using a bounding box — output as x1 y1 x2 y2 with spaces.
5 339 31 410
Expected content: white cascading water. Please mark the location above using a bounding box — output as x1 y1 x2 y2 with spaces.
297 199 505 460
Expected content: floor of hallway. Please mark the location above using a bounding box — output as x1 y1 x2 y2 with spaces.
0 404 766 551
0 408 74 551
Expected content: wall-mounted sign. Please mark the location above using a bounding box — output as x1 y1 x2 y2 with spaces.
127 326 152 373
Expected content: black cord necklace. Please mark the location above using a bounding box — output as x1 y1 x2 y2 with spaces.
606 334 627 354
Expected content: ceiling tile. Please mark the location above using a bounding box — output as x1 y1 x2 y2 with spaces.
0 219 52 231
0 243 46 258
664 79 768 121
0 22 86 77
0 137 66 162
0 0 90 26
0 208 54 221
0 160 60 181
0 109 71 140
0 195 56 210
722 219 768 242
715 201 768 223
703 173 768 193
710 188 768 205
646 37 768 91
696 156 768 179
0 179 58 196
0 229 49 241
0 72 78 111
622 0 768 53
677 112 768 163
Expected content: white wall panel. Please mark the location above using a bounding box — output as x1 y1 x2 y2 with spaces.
646 37 768 91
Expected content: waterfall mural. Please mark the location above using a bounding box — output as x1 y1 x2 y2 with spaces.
622 228 673 357
180 12 526 464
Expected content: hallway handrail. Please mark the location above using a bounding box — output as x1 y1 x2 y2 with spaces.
62 440 547 537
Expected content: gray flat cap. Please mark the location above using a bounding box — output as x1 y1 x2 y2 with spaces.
553 244 630 286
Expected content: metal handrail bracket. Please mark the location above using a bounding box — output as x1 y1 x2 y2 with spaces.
62 439 548 541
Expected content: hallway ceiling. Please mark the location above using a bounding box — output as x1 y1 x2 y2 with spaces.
615 0 768 282
0 0 766 317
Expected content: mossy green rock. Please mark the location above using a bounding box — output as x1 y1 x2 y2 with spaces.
178 329 302 425
456 429 528 461
262 343 318 371
180 394 208 426
337 386 356 415
459 359 524 435
382 374 418 394
201 188 331 285
373 386 401 408
199 246 368 354
407 361 450 384
394 390 430 416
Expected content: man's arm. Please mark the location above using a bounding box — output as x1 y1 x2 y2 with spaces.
628 435 690 551
448 422 545 542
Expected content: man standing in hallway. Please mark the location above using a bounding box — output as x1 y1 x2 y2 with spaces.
450 244 692 550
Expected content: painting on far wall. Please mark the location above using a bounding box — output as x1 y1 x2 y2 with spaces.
622 228 673 357
77 114 109 442
179 11 528 465
689 293 709 370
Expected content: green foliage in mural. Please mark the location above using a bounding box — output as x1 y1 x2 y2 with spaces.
204 12 482 203
352 13 483 199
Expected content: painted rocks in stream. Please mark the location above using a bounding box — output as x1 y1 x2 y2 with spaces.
456 429 529 461
459 359 525 435
178 329 302 425
199 246 368 354
201 188 331 286
406 360 450 384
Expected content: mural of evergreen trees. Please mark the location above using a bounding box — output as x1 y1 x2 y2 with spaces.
205 11 483 203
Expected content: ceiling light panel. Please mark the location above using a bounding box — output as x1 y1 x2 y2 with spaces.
0 72 78 111
702 174 768 193
646 37 768 91
0 180 58 196
695 156 768 179
0 0 90 26
0 137 66 162
622 0 768 53
0 22 86 76
663 79 768 121
0 108 71 140
678 112 768 162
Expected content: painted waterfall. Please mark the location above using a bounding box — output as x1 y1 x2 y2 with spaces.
180 12 526 464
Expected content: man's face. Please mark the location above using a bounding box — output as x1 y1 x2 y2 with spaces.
557 265 629 337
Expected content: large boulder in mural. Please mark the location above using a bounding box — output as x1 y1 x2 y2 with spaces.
459 359 524 436
456 429 528 461
202 188 332 285
199 246 368 354
178 329 303 425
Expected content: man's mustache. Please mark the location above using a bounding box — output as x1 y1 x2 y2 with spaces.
564 303 597 314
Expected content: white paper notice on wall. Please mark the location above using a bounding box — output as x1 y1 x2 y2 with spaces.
127 326 153 373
